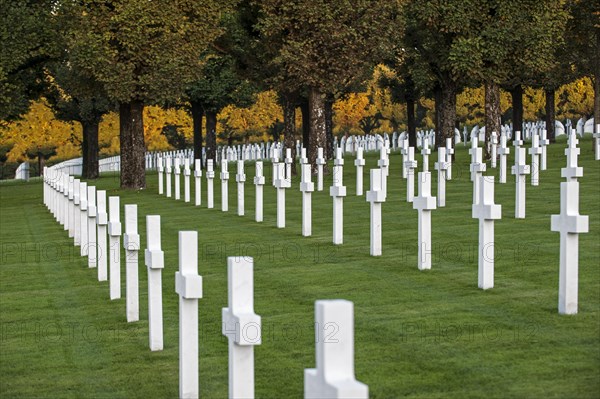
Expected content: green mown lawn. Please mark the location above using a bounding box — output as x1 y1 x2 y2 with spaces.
1 136 599 398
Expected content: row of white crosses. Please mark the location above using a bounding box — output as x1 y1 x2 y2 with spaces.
175 231 367 399
42 167 170 350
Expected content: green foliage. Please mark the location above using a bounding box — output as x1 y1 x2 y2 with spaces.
0 0 58 121
61 0 234 105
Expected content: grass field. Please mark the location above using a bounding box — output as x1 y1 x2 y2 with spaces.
1 136 599 398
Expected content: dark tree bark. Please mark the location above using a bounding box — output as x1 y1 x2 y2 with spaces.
300 97 310 149
282 92 297 175
511 84 523 138
81 120 99 179
439 81 457 149
434 85 443 145
308 86 327 174
205 110 218 162
191 100 204 166
119 100 146 189
325 94 334 160
484 80 501 160
545 87 556 143
406 97 417 148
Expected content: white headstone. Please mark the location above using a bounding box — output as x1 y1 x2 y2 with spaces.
87 186 97 268
367 169 385 256
413 172 436 270
330 165 347 245
304 300 368 399
175 158 182 200
540 129 549 170
175 231 203 399
470 147 487 204
145 215 164 351
594 124 600 161
490 131 498 168
206 159 215 209
511 147 530 218
221 158 230 212
124 204 140 322
316 147 326 191
400 137 409 179
96 190 108 281
80 182 88 257
405 147 417 202
222 257 261 398
108 196 121 300
73 178 81 246
194 159 202 206
354 147 365 196
472 176 501 289
68 176 75 238
184 158 191 202
166 157 172 198
434 148 448 207
158 156 164 195
300 162 314 236
445 138 454 180
421 138 431 172
529 132 542 186
274 162 290 228
236 160 246 216
498 130 510 184
254 161 265 222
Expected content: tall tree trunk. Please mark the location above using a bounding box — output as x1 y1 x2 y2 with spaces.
81 120 99 179
484 80 501 160
545 87 556 143
594 75 599 134
434 84 443 144
205 110 217 162
282 92 297 175
119 100 145 189
325 94 334 160
300 97 310 149
439 81 457 149
406 97 417 148
308 87 327 174
511 84 523 138
191 101 204 166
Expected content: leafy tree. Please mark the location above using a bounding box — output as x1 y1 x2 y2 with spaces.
0 0 58 121
256 0 399 169
61 0 232 188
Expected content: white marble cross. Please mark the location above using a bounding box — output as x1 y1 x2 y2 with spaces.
80 182 88 257
498 130 510 183
145 215 164 351
354 147 365 196
401 137 409 179
377 145 389 197
490 131 498 168
175 231 203 399
594 124 600 161
206 159 215 209
511 147 530 218
434 148 448 207
194 159 202 206
330 164 346 245
124 204 140 322
300 162 314 236
108 196 121 300
158 156 164 195
96 190 108 282
221 156 230 212
405 147 417 202
551 179 588 314
73 178 81 246
367 169 385 256
529 132 542 186
470 147 487 204
421 138 431 172
472 176 501 289
445 138 454 180
236 160 246 216
87 186 97 268
184 158 191 202
166 157 172 198
68 176 75 239
174 158 182 200
563 130 583 182
304 300 368 399
300 147 308 164
63 174 69 233
222 257 261 399
285 148 293 184
274 162 290 228
513 130 523 148
254 161 265 222
413 172 436 270
540 129 549 170
316 147 326 191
